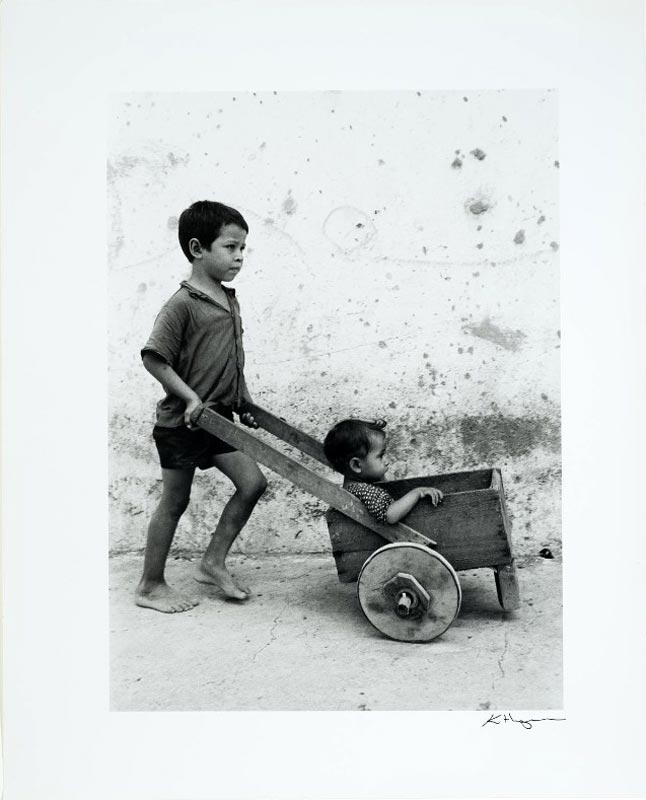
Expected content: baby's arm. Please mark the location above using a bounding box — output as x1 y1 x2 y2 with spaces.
385 487 443 524
142 353 201 428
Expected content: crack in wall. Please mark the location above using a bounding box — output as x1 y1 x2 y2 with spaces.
257 333 418 365
341 247 558 269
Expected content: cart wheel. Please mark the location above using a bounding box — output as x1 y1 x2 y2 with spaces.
357 542 462 643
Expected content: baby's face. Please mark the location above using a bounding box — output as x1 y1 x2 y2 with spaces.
358 433 388 482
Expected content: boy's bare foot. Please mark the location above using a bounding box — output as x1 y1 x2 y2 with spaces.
135 580 199 613
194 562 249 600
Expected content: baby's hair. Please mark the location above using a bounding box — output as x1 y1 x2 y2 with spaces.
178 200 249 262
323 418 387 474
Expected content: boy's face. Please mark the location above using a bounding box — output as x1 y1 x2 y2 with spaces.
353 433 388 482
194 223 247 283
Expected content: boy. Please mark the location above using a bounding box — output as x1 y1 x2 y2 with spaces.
135 200 267 613
323 419 443 523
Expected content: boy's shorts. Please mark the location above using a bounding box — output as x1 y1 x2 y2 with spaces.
153 407 237 470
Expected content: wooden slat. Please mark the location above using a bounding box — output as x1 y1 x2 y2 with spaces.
489 468 502 492
403 490 511 567
194 406 435 547
494 562 521 610
326 509 388 553
328 517 507 563
240 401 329 466
384 469 494 497
490 468 515 554
332 550 373 583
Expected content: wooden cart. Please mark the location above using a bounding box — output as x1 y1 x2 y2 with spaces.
193 403 520 643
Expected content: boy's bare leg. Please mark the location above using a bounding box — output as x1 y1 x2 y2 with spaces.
195 451 267 600
135 467 199 613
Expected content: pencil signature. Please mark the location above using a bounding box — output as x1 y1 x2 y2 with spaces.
482 712 566 730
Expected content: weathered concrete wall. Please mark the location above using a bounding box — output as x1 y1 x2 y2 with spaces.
108 91 560 557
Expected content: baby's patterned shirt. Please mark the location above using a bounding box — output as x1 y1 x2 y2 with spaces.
344 480 394 523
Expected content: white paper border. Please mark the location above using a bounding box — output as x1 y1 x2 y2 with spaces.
2 1 645 798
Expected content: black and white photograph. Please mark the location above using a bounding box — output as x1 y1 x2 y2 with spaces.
108 90 562 711
2 1 645 798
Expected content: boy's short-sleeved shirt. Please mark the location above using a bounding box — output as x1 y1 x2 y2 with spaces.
142 281 250 427
344 479 394 524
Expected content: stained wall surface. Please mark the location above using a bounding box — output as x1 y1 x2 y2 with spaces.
108 91 560 557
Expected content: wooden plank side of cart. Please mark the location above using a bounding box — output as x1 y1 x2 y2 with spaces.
328 468 515 583
193 405 436 548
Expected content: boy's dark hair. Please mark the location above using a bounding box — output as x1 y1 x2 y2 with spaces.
323 418 387 474
178 200 249 261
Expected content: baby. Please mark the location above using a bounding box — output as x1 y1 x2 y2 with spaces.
323 418 443 523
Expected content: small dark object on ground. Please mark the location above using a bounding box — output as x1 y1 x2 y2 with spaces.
539 548 554 559
469 199 490 215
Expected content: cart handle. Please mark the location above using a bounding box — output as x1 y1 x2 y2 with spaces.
192 404 437 548
239 401 329 466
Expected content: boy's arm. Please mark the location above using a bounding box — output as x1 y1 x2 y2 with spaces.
240 372 253 404
142 353 201 428
385 487 443 524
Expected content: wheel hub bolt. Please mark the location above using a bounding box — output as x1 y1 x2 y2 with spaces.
383 572 431 618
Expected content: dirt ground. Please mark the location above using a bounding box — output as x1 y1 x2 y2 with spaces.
110 552 562 711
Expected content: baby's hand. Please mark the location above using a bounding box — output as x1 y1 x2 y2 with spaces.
418 487 443 506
